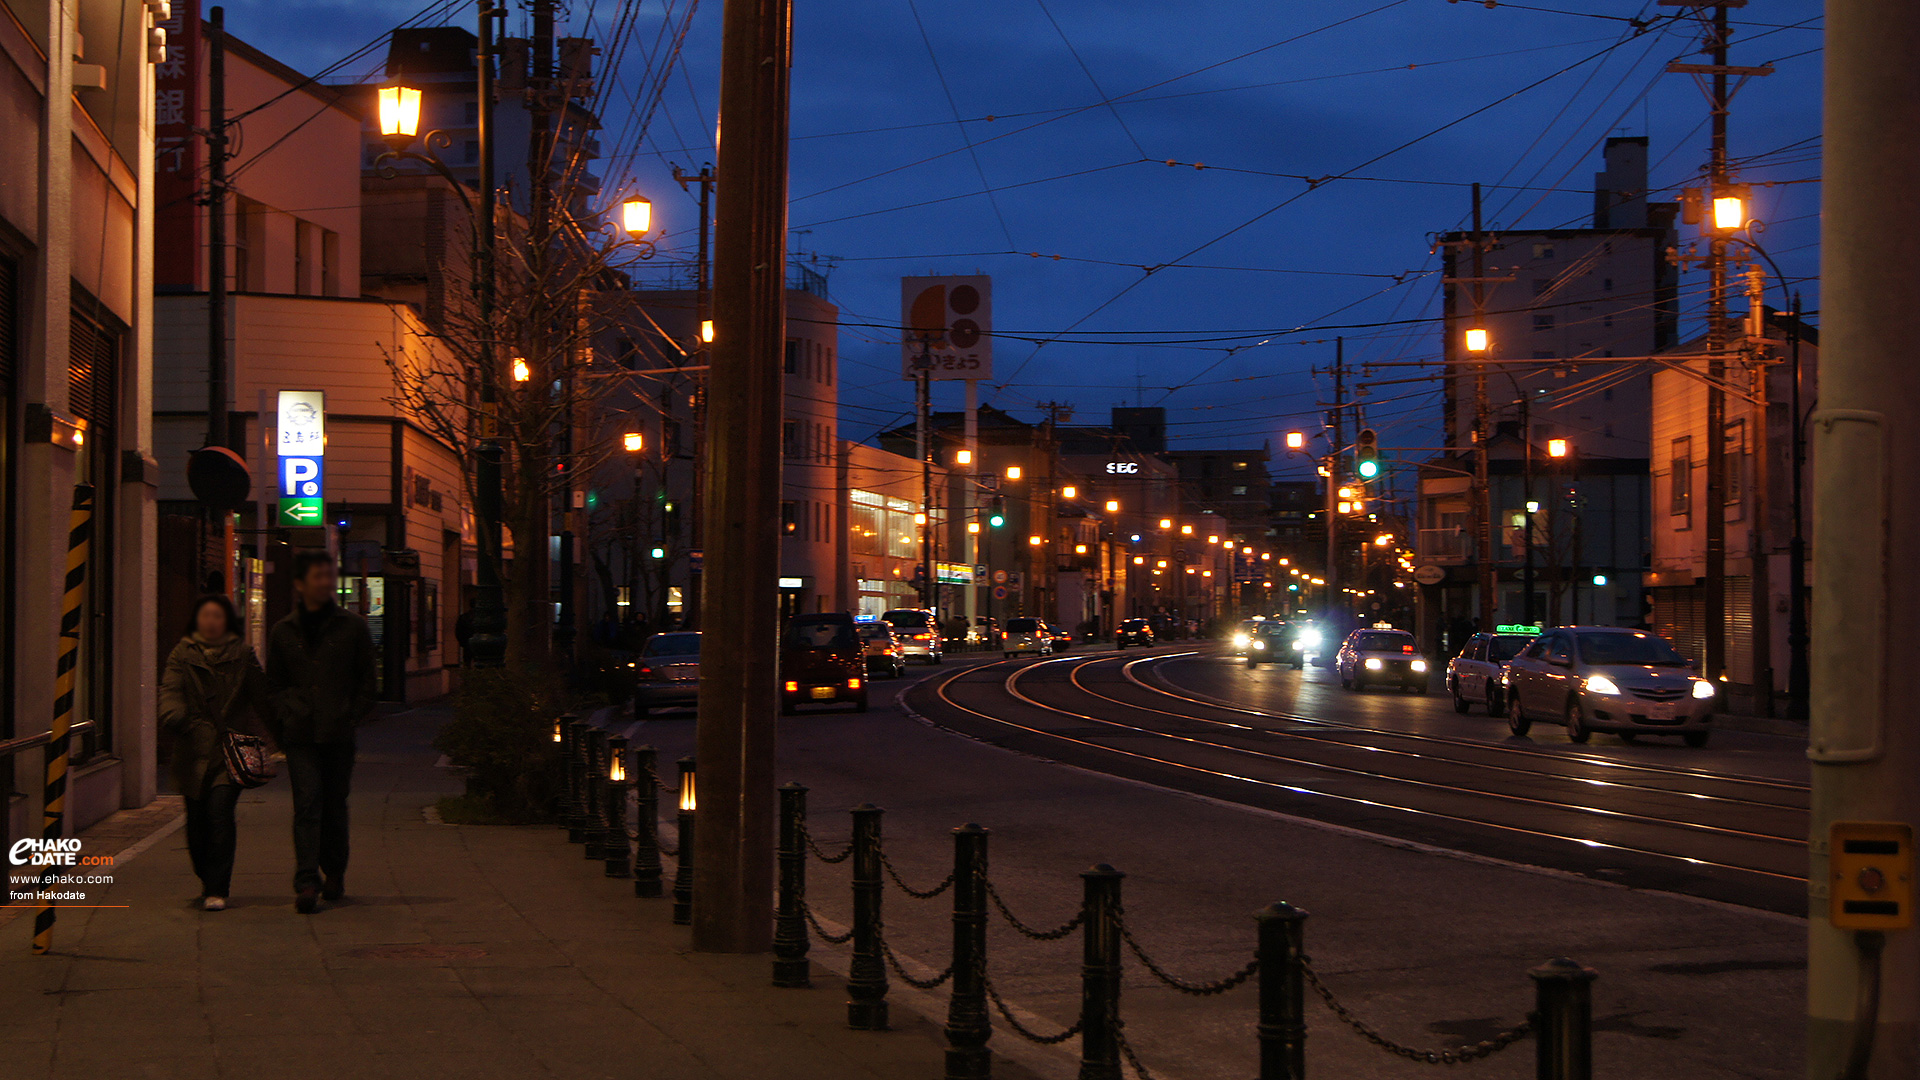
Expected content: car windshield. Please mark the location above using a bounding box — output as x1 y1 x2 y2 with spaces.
1487 636 1531 662
644 634 701 658
1576 632 1688 666
1006 618 1039 632
1122 620 1148 630
785 620 856 649
882 611 930 629
1353 632 1412 651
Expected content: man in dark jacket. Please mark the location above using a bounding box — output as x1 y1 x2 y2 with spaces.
266 550 376 913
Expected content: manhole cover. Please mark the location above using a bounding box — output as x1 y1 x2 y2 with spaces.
342 944 488 961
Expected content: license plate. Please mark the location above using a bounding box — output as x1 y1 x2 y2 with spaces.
1647 702 1674 720
810 686 836 700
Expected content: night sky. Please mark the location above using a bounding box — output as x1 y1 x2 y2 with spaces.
226 0 1823 471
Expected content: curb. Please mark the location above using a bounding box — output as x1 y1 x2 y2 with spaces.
1712 712 1808 738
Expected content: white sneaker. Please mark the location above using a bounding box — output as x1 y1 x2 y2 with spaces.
202 896 227 911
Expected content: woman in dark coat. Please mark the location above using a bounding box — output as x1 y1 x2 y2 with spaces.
159 595 273 910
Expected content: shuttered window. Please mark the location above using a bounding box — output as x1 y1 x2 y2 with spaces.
69 310 119 426
67 306 120 757
0 254 13 738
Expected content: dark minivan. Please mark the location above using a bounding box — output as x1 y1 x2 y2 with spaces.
781 612 869 714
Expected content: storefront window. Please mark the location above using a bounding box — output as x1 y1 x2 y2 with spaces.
69 306 119 758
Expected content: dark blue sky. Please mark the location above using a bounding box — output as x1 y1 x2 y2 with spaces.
230 0 1822 465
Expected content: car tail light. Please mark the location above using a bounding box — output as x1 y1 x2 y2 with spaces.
784 680 799 692
917 632 932 640
847 678 862 690
1402 645 1416 654
636 665 653 678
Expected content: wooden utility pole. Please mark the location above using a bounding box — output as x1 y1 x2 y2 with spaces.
1469 184 1496 632
1700 1 1731 684
694 0 791 954
468 0 508 667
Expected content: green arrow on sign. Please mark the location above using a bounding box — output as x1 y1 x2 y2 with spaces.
279 497 322 525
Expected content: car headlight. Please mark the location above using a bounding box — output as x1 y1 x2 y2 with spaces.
1692 679 1716 700
1290 639 1304 650
1584 674 1622 696
1364 658 1383 671
1299 630 1321 647
1232 634 1249 649
1411 659 1428 673
1252 640 1266 650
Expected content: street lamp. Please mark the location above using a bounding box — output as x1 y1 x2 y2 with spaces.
1006 465 1023 480
1180 524 1194 535
1285 431 1306 451
622 195 653 237
1158 518 1172 530
1547 437 1570 459
623 432 645 453
376 84 423 152
1104 500 1120 513
1061 485 1077 499
1464 327 1490 354
512 357 531 383
1712 189 1748 232
955 449 973 466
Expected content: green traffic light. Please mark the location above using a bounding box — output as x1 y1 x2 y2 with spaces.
1357 459 1380 479
989 514 1005 527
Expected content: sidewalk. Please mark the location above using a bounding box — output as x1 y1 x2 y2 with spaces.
0 707 1033 1080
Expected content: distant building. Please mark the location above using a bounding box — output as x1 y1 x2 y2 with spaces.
1644 313 1817 714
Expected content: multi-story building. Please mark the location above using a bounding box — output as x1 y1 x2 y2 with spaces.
3 0 164 836
152 23 469 702
1417 138 1678 647
1645 313 1817 714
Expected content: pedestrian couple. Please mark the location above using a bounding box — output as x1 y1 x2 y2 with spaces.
158 551 376 913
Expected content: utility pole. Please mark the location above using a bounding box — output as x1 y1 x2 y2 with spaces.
1810 2 1920 1072
468 0 508 668
674 164 716 626
1700 2 1731 684
1319 339 1345 624
694 0 791 954
1785 291 1807 719
912 338 933 607
1469 183 1497 632
205 7 228 452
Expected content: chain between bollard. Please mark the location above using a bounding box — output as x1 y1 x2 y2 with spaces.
984 977 1085 1045
983 877 1086 941
877 846 956 899
799 822 854 864
801 900 856 944
1115 1024 1156 1080
882 939 955 990
1117 913 1259 996
1301 958 1533 1065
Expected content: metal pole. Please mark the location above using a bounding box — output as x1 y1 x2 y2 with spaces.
946 824 990 1080
565 716 589 842
583 728 608 859
847 804 889 1030
1078 864 1124 1080
918 366 933 606
1325 339 1344 622
773 783 811 988
1785 292 1808 719
467 0 508 668
632 745 664 898
557 717 577 831
1529 958 1596 1080
1255 901 1308 1080
1810 2 1920 1070
1469 184 1496 633
206 8 228 450
693 0 790 953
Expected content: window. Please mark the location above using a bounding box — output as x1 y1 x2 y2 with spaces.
321 230 339 296
1669 436 1692 519
1231 485 1248 496
419 582 439 652
784 339 799 374
1602 277 1613 292
463 140 479 163
1724 419 1746 507
1532 314 1555 332
1532 243 1555 259
463 101 479 124
294 222 311 295
824 347 835 387
783 420 798 458
1232 460 1249 471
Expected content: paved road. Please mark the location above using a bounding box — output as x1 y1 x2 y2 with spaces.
906 645 1809 916
620 647 1805 1080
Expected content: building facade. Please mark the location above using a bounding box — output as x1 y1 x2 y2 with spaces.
3 0 163 836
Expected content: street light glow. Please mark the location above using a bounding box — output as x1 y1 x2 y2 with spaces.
1712 194 1745 231
1006 465 1023 480
622 196 652 237
700 319 714 343
1180 524 1193 535
1285 431 1306 450
1104 500 1120 512
623 432 644 453
1548 437 1570 458
955 449 973 466
1061 485 1077 499
1464 327 1489 354
377 84 422 144
1159 518 1172 529
511 357 531 383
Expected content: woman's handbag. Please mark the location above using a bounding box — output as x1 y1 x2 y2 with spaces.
221 731 277 788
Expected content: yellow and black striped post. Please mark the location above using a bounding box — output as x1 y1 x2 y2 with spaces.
32 484 93 955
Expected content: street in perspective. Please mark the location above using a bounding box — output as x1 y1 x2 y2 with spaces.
1 2 1909 1079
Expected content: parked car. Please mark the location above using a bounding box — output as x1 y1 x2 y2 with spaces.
1042 622 1073 651
858 621 906 679
880 608 943 665
781 613 868 714
1115 618 1155 648
1002 617 1053 658
632 632 702 717
1446 630 1536 715
1336 627 1428 692
1503 626 1714 745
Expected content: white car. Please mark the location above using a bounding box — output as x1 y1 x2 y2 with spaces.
880 608 943 665
1335 628 1429 693
1446 630 1536 714
1001 617 1053 658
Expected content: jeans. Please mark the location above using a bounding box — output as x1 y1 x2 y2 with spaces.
184 781 241 898
283 742 355 892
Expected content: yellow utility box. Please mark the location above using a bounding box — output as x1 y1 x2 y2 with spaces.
1829 821 1913 931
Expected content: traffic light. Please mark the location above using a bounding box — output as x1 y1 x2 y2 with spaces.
988 496 1006 528
1355 428 1380 480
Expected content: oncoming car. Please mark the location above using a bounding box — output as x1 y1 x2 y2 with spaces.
1336 628 1428 692
1230 618 1266 656
1242 621 1293 667
1446 629 1537 714
1503 626 1715 745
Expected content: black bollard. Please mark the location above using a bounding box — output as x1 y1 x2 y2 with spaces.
773 783 811 988
604 735 630 878
584 728 610 859
945 824 991 1080
847 804 889 1030
1078 865 1125 1080
1255 902 1308 1080
671 757 696 925
1530 958 1596 1080
566 718 591 842
632 746 663 898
